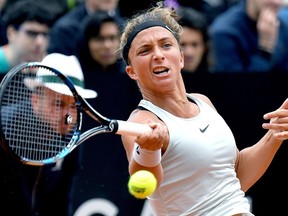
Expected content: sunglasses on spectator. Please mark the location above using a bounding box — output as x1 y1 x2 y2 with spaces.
19 29 49 38
93 35 119 43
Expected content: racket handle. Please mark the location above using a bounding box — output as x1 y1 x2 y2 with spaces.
115 120 152 136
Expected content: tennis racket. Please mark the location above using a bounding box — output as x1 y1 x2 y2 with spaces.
0 62 151 166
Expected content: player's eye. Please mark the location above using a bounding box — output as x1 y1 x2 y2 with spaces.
163 43 172 48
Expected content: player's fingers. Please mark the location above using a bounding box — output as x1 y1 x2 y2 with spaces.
263 101 288 120
263 111 288 124
262 123 288 141
262 122 288 131
273 131 288 140
136 122 167 150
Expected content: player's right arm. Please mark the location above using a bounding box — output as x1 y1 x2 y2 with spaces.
121 109 168 188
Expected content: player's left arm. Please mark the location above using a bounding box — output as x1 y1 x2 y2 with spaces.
235 98 288 192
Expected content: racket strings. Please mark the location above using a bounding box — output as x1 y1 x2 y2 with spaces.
1 66 77 164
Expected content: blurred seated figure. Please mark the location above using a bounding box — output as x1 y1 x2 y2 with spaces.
0 0 54 80
76 11 125 74
209 0 288 73
47 0 125 56
177 6 210 74
75 10 128 123
69 11 140 214
0 0 71 46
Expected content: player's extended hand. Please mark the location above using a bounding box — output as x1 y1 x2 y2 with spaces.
262 98 288 140
135 120 167 151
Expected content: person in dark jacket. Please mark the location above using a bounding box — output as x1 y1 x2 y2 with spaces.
47 0 125 56
209 0 288 73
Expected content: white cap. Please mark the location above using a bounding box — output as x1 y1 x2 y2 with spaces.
24 53 97 99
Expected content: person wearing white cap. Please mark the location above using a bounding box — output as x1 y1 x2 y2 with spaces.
0 53 97 215
25 52 97 98
23 53 97 135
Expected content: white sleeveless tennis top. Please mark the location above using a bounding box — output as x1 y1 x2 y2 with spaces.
138 94 254 216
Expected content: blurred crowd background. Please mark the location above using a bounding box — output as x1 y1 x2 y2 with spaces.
0 0 288 215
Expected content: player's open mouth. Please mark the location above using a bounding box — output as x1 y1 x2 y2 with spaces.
153 67 169 75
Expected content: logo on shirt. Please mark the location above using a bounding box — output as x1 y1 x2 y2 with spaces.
199 124 209 133
136 145 140 155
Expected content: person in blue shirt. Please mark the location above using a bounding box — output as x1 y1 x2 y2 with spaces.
209 0 288 73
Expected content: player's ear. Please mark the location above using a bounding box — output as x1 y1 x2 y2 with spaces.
126 65 137 80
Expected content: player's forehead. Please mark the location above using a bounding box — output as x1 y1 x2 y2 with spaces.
131 27 175 48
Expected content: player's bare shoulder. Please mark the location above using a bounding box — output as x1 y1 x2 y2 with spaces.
129 108 160 124
189 93 217 110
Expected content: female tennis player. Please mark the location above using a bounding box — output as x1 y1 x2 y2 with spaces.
119 2 288 215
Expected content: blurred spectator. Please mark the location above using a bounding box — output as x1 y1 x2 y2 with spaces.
209 0 288 73
0 0 74 46
0 53 97 216
69 11 139 214
76 11 125 73
177 6 210 74
75 10 127 128
47 0 125 56
0 0 54 80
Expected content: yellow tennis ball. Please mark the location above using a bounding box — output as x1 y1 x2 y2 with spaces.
128 170 157 199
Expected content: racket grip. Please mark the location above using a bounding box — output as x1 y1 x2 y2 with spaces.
115 120 152 136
